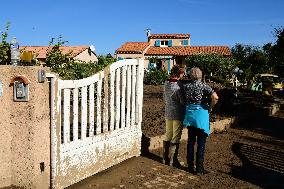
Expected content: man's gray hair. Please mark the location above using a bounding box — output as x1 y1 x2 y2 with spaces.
189 67 202 80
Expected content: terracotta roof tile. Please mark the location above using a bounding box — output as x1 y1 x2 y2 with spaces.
20 46 51 59
145 46 231 56
59 46 89 57
116 42 150 54
148 34 190 39
20 46 89 59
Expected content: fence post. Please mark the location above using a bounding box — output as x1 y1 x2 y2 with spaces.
135 58 144 124
46 73 60 189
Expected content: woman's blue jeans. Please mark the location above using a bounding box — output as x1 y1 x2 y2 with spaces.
187 126 208 169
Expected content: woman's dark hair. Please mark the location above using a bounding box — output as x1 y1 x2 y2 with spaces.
170 65 181 78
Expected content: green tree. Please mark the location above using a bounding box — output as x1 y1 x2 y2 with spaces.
45 35 71 75
46 36 116 79
248 47 271 74
271 27 284 77
231 44 253 79
144 68 168 85
231 44 272 80
185 53 236 82
0 22 11 65
97 55 116 70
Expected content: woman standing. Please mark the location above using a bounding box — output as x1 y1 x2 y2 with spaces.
163 65 185 168
176 67 218 174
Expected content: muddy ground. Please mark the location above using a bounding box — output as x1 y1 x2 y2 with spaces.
69 85 284 189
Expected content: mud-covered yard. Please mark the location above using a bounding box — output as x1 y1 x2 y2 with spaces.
69 85 284 189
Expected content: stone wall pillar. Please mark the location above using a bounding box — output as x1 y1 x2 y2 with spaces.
0 66 50 188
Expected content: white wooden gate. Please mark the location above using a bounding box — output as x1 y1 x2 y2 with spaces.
48 59 144 189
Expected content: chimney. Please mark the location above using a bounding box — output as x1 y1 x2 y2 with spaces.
146 29 151 37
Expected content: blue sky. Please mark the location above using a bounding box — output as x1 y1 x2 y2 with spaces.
1 0 284 55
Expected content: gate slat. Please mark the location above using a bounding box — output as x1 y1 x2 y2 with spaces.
138 61 145 123
73 88 79 141
115 68 121 129
81 86 88 139
126 66 131 127
89 84 95 137
131 65 136 126
103 72 109 133
63 89 70 144
109 71 115 131
121 67 126 128
135 65 140 124
96 78 102 135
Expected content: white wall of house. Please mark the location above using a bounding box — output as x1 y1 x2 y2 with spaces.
74 49 98 62
116 53 149 70
116 53 144 59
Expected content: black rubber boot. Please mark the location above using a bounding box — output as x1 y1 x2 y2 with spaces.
196 154 209 175
163 141 170 165
196 130 209 175
187 161 195 174
187 126 197 173
170 143 182 168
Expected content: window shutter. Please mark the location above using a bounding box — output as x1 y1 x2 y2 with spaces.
155 40 160 47
168 40 172 47
183 40 188 46
167 59 171 74
117 57 124 60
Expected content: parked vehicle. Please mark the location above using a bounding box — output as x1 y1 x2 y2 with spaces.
249 74 283 96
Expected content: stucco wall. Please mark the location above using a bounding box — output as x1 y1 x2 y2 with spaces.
0 68 12 187
74 49 98 62
0 66 50 189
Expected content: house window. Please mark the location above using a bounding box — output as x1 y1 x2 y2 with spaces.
160 40 169 47
180 40 189 46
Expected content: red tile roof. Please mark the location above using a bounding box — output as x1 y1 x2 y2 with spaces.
116 42 150 54
145 46 231 56
148 34 190 39
20 46 51 59
20 46 89 59
59 46 89 57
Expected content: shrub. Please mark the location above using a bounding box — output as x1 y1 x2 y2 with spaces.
0 22 11 65
144 68 168 85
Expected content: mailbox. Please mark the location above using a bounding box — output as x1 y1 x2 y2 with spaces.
38 69 46 83
10 75 30 102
